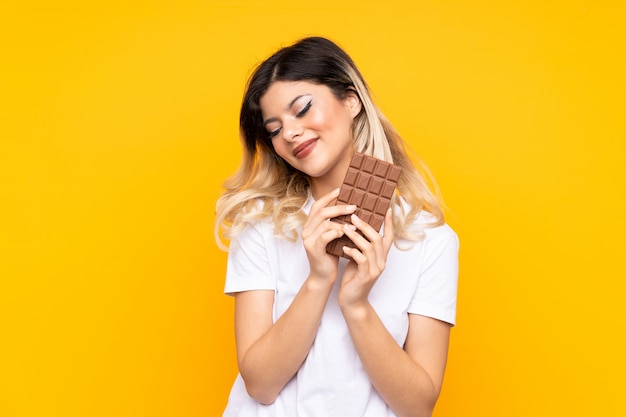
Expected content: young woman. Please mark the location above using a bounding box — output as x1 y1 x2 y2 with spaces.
215 36 459 417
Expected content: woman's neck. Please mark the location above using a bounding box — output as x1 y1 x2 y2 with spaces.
309 148 355 200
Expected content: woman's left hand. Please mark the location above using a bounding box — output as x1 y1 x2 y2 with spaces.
338 208 395 311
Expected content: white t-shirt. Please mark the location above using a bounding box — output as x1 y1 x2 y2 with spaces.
223 198 459 417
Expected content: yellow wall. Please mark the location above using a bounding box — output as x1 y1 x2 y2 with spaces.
2 1 624 416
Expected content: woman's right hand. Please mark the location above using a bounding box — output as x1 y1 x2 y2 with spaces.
301 188 356 282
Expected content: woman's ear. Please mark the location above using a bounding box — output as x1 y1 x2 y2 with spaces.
345 91 363 118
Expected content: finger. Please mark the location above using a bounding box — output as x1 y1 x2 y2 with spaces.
348 213 381 245
303 207 355 243
373 208 396 268
306 189 340 227
342 243 366 264
319 203 357 221
320 228 345 247
381 208 395 249
304 204 357 240
309 188 340 215
303 216 345 245
347 213 390 272
342 221 375 259
303 188 340 238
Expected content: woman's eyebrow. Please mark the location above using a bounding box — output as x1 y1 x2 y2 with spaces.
262 117 278 127
263 94 311 127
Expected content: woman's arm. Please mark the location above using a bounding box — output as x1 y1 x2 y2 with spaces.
341 307 451 417
233 189 357 404
234 279 335 404
339 210 455 417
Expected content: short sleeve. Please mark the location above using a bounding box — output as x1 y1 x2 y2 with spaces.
224 221 276 295
407 224 459 326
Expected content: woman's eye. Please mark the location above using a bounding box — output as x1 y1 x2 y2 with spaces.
296 100 312 117
268 127 281 139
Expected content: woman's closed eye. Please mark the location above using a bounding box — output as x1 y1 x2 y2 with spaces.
296 99 312 117
268 96 313 139
268 127 281 139
267 99 313 139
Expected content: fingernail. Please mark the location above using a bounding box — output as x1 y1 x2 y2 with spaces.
346 205 356 212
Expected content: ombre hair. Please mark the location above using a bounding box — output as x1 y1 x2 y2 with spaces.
215 36 444 250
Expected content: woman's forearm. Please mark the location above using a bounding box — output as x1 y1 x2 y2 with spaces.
341 304 445 417
238 276 335 404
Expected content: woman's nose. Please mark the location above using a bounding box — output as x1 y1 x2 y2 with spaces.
281 118 303 142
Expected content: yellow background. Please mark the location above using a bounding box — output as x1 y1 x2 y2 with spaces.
2 1 625 416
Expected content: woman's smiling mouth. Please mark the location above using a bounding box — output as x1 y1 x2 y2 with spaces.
293 138 318 159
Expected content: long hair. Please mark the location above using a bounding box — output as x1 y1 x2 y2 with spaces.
215 36 443 250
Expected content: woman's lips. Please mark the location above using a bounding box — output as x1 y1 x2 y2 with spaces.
293 139 317 159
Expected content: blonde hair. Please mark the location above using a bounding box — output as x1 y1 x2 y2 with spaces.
215 37 443 250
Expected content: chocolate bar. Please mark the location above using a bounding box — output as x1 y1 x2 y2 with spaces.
326 152 401 258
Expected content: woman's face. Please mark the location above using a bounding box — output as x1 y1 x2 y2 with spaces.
260 80 361 195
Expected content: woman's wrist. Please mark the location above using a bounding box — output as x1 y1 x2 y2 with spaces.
305 273 337 293
339 300 372 323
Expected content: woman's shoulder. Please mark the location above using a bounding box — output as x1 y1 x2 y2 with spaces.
240 197 278 222
397 198 458 243
418 211 458 244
